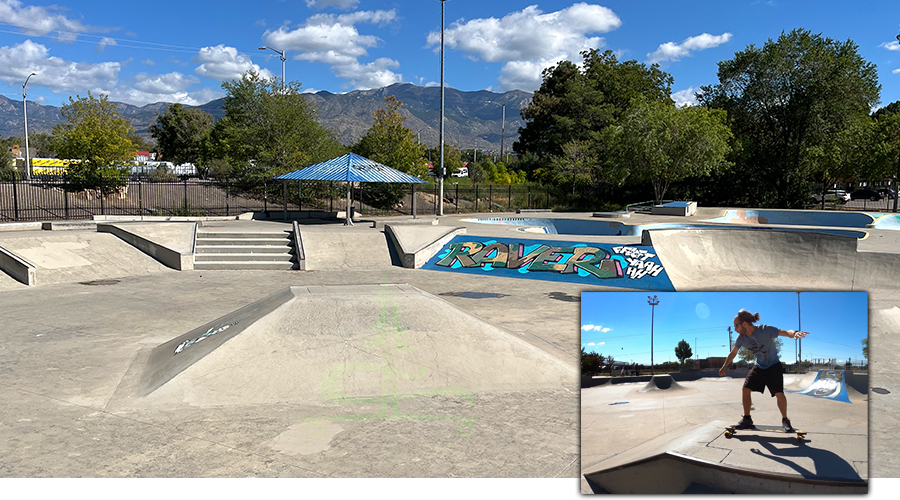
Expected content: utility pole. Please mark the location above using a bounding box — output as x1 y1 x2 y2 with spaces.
258 46 286 92
895 26 900 213
438 0 446 216
648 295 659 376
727 326 734 351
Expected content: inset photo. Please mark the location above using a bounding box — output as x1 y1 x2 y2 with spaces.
580 292 868 494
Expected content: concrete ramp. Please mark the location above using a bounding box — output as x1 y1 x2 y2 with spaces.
123 284 575 407
0 231 172 286
299 227 394 269
384 224 465 268
583 452 867 494
788 370 854 403
639 374 684 392
644 227 900 290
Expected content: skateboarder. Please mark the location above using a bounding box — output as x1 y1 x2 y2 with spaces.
719 309 808 433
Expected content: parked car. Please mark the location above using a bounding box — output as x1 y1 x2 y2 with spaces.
849 189 883 201
811 190 850 203
877 188 896 199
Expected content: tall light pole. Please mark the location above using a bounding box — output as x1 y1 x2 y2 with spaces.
258 46 286 92
796 292 802 372
438 0 446 216
486 101 506 162
895 27 900 213
22 72 37 181
648 295 659 376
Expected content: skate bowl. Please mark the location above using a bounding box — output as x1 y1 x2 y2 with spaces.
639 374 685 392
643 227 900 291
113 284 576 408
787 370 866 404
583 451 867 494
702 209 877 229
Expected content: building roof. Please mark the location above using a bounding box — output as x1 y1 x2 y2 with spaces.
274 153 427 183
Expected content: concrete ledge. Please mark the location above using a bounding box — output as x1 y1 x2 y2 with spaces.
0 222 43 232
385 224 466 269
94 215 243 222
291 220 305 271
651 201 698 216
374 218 439 228
593 211 631 218
515 208 552 214
42 220 98 231
97 223 194 271
0 244 36 285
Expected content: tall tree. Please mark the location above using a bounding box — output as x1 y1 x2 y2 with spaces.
52 92 135 194
149 104 215 167
699 29 880 208
605 101 732 202
0 144 15 181
675 339 693 367
207 71 345 185
353 96 427 209
515 49 674 184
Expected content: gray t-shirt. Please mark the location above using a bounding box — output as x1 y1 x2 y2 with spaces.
734 324 781 369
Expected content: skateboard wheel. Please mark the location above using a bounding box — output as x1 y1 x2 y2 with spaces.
725 432 732 438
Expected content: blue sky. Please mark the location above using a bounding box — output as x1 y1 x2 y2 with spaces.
581 292 869 366
0 1 898 108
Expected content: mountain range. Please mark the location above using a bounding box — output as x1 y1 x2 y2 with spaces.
0 83 533 154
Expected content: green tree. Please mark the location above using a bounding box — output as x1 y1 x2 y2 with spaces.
515 49 673 185
605 101 732 202
581 347 602 375
699 29 880 208
208 71 345 186
353 96 428 209
149 104 215 168
675 339 693 367
0 144 15 181
27 133 56 158
549 140 596 193
52 92 134 195
862 337 868 360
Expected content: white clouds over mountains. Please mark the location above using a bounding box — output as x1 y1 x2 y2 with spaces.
0 0 92 39
194 45 274 81
429 3 621 91
0 39 119 93
647 33 733 64
262 9 401 89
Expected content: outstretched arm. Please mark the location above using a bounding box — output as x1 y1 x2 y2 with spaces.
778 329 808 340
719 345 740 376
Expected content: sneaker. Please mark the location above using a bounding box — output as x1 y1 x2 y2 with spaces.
734 416 755 429
782 418 794 432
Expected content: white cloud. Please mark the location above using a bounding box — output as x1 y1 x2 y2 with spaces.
647 33 733 64
194 45 274 81
582 342 605 347
0 0 92 39
0 39 119 93
106 86 223 107
672 87 698 107
263 9 401 89
894 68 900 75
96 37 116 53
427 3 621 92
582 324 611 333
582 324 595 331
142 59 155 66
879 41 900 51
306 0 359 9
133 72 199 94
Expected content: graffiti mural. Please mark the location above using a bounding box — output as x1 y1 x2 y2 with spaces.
174 320 239 354
789 370 851 403
423 236 674 290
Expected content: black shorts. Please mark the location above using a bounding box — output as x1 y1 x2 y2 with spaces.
743 362 784 397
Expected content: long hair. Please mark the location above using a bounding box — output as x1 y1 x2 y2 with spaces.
735 309 761 324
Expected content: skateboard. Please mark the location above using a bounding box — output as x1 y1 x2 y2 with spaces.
724 425 807 443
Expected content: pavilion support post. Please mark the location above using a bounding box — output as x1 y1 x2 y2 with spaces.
412 183 417 219
283 181 288 221
345 182 354 226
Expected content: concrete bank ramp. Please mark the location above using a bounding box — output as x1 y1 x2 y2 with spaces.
121 284 575 407
299 227 394 270
789 370 867 404
639 374 684 392
643 228 900 290
0 231 172 286
384 224 465 268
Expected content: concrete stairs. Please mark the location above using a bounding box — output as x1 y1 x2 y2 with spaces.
194 229 297 270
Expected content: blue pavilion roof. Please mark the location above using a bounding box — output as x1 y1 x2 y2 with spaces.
273 153 427 183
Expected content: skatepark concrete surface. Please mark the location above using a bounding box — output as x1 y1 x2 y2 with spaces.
1 207 899 481
581 376 868 493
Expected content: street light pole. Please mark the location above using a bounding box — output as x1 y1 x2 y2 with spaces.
500 103 505 162
894 27 900 213
438 0 446 216
648 295 659 376
22 72 37 181
258 46 286 92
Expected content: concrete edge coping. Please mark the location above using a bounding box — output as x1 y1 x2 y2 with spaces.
96 222 194 271
0 221 43 232
383 224 466 269
291 220 305 270
0 243 36 285
93 214 250 222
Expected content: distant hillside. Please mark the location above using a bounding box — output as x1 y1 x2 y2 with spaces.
0 83 532 154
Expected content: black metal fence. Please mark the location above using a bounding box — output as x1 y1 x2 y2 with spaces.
0 179 556 222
